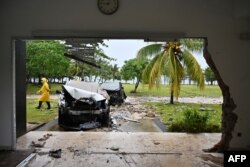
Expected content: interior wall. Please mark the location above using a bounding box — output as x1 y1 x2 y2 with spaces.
0 0 249 149
15 40 27 138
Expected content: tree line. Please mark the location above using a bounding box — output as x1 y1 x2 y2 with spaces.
26 40 216 102
26 40 120 84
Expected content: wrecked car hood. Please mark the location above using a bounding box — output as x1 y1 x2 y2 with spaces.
63 85 106 102
66 80 110 100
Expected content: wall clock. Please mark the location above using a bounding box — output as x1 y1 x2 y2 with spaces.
98 0 119 15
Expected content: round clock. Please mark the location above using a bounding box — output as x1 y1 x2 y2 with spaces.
97 0 119 15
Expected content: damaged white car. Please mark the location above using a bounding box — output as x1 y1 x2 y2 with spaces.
57 80 110 130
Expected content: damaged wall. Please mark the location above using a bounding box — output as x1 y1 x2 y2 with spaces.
0 0 249 149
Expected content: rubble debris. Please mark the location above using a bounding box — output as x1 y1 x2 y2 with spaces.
31 141 46 148
38 133 53 141
200 154 223 166
67 147 75 152
153 141 160 145
146 111 155 117
110 146 119 151
123 117 140 123
49 149 62 158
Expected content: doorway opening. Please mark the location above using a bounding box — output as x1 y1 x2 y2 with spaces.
15 37 236 153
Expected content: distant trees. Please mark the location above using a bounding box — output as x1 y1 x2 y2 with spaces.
120 58 148 93
26 40 70 84
26 40 118 84
204 67 216 85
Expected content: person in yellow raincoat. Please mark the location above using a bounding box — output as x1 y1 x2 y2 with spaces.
36 77 51 109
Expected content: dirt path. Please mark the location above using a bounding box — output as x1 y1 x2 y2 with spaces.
27 94 223 104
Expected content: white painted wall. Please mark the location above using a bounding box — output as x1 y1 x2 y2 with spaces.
0 0 249 149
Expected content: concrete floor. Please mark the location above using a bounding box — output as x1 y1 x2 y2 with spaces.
17 132 223 167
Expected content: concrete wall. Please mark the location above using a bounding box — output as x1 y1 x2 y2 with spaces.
0 0 249 149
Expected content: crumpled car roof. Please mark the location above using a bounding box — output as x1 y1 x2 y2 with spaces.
101 82 121 91
64 80 110 101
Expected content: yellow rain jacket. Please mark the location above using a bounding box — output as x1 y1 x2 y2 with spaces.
38 78 50 102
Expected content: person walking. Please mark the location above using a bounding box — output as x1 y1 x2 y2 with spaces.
36 77 51 110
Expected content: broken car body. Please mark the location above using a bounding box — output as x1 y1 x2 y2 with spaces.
100 82 127 106
58 80 110 130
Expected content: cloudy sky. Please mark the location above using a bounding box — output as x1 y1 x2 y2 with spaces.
100 39 208 69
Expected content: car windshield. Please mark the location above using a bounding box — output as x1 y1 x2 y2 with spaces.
101 82 120 91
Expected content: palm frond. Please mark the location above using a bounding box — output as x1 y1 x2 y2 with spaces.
180 38 204 53
148 53 164 89
142 54 160 84
137 44 163 61
182 49 205 89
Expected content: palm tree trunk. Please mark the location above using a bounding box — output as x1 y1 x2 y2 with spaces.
202 39 237 152
170 90 174 104
170 83 174 104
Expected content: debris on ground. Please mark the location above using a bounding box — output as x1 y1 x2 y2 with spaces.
200 154 223 166
146 111 156 117
153 141 160 145
49 149 62 158
31 141 46 148
110 146 119 151
123 117 140 123
38 133 53 141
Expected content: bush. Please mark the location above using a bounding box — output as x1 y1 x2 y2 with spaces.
169 108 210 133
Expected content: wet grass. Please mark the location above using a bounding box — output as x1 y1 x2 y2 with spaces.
26 98 58 123
123 84 222 97
27 83 63 94
27 83 221 97
145 102 222 132
26 83 221 126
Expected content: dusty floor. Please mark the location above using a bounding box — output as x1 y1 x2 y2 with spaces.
17 132 223 167
21 95 223 166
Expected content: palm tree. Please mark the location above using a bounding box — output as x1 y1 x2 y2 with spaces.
137 39 205 104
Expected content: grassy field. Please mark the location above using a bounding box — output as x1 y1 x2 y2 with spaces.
123 83 222 97
146 102 222 132
26 98 58 123
27 83 222 97
26 83 222 128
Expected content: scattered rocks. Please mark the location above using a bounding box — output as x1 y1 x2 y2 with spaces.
49 149 62 158
38 133 53 141
31 141 46 148
110 146 119 151
153 141 160 145
146 111 155 117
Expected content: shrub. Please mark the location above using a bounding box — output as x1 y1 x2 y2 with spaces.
169 108 210 133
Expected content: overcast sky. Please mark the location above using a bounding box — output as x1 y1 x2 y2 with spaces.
100 39 208 69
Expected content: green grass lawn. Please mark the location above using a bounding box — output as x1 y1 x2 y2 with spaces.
27 83 222 97
145 102 222 132
26 98 58 123
27 83 63 94
123 83 222 97
26 83 222 128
